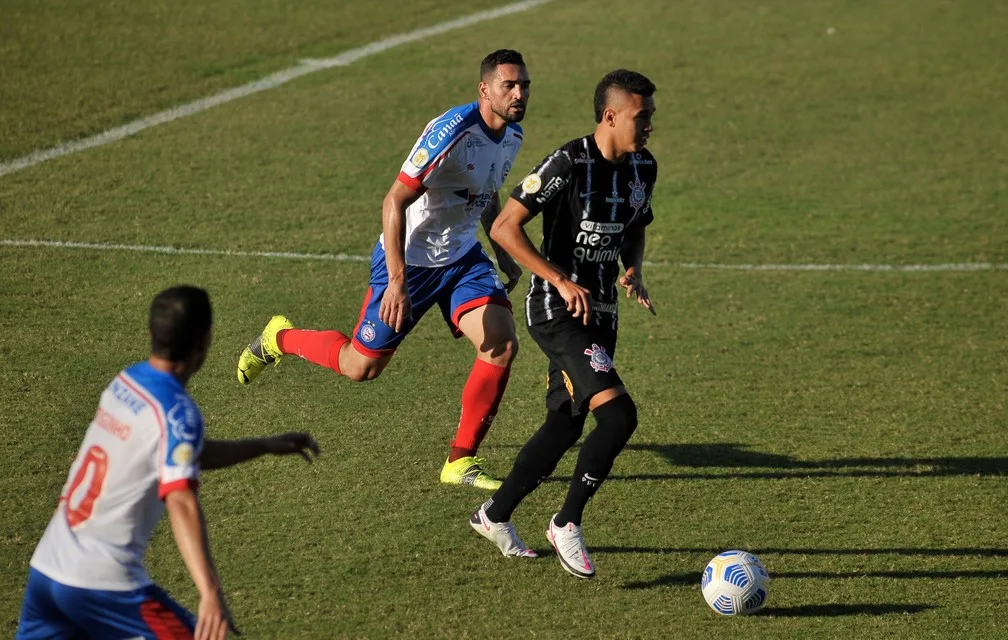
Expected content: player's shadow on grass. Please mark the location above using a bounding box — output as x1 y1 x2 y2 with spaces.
618 547 1004 609
760 604 936 617
621 568 1005 591
595 546 1008 558
543 443 1006 480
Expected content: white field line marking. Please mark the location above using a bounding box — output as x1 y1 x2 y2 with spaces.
673 261 1008 272
0 0 554 178
0 238 370 262
4 239 1006 272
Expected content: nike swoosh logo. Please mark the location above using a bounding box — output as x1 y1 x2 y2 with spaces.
579 191 595 198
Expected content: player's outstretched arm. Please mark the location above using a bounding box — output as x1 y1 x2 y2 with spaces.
199 432 320 471
165 489 240 640
618 227 656 315
481 192 522 292
491 197 593 324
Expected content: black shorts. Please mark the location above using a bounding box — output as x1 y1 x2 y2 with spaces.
527 314 623 416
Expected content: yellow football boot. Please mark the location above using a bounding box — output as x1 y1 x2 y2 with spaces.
440 456 503 490
237 315 293 384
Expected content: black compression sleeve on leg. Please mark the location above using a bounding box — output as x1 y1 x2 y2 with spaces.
485 405 586 523
556 393 638 526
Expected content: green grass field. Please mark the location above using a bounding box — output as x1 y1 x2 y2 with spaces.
1 0 1006 637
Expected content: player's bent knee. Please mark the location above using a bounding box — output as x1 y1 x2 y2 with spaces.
591 393 638 451
349 363 384 382
486 323 519 356
544 407 587 447
476 333 518 366
497 335 519 364
341 355 389 382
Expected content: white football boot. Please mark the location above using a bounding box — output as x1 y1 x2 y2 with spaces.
469 506 538 558
547 514 595 578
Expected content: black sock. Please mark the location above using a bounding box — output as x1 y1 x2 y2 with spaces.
485 404 586 523
556 394 637 526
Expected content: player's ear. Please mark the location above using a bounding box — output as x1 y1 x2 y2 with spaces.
478 80 490 101
604 107 618 127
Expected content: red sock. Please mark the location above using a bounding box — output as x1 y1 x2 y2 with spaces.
450 359 510 459
277 329 350 375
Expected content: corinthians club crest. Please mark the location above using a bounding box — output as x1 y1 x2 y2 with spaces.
628 177 647 214
584 343 613 373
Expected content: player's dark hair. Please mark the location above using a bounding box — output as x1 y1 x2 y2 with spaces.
593 69 656 122
481 49 525 79
149 286 213 361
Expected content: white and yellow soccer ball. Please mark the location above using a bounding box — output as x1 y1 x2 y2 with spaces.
701 550 770 615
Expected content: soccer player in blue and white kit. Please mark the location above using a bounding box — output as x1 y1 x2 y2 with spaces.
237 50 531 490
17 286 319 640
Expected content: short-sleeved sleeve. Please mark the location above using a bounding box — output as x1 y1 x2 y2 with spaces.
396 112 470 193
509 149 574 216
157 394 204 499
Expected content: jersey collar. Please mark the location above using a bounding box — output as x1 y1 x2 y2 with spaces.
588 134 628 166
475 103 506 144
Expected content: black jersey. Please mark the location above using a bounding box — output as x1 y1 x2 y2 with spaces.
510 135 658 327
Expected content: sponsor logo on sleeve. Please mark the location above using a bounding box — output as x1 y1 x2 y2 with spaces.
535 176 566 204
167 395 200 443
425 113 465 150
522 173 542 194
171 443 195 466
411 148 430 168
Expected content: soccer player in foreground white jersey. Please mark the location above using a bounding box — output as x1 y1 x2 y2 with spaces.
237 50 531 490
17 286 319 640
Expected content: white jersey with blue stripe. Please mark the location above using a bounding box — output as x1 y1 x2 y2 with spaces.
384 101 524 267
30 362 204 591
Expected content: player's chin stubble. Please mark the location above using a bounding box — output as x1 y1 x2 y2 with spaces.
495 104 525 124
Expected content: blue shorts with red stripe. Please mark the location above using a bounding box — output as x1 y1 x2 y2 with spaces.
351 241 511 356
17 568 196 640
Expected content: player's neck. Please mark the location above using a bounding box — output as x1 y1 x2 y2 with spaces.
478 102 508 136
592 131 628 164
148 355 191 386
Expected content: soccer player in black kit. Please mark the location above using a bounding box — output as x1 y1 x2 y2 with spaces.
469 69 658 578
